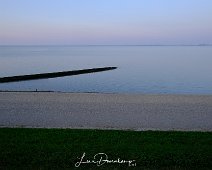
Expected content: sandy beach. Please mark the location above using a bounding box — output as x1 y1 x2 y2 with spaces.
0 92 212 131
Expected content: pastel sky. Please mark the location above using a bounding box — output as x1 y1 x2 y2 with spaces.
0 0 212 45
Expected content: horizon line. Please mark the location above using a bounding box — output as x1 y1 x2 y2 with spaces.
0 44 212 47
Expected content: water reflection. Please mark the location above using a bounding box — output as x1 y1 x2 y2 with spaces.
0 46 212 94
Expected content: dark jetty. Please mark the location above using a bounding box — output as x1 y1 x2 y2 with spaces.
0 67 117 83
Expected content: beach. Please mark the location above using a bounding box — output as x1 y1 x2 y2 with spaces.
0 92 212 131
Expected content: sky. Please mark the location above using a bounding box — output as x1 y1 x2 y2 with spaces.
0 0 212 45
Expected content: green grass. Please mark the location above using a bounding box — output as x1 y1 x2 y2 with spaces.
0 128 212 169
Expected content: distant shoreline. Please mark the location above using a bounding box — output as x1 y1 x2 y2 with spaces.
1 44 212 47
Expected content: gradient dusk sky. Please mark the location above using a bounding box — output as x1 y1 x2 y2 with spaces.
0 0 212 45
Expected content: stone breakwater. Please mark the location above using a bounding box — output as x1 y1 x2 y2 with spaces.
0 67 117 83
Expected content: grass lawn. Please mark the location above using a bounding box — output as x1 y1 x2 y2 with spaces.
0 128 212 169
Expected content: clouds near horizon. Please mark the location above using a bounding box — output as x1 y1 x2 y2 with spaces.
0 0 212 45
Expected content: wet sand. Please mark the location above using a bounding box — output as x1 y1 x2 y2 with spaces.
0 92 212 131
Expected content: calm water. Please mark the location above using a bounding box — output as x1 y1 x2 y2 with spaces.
0 46 212 94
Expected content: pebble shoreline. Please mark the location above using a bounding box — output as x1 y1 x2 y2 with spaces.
0 92 212 131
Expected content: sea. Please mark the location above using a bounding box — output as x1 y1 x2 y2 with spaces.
0 45 212 94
